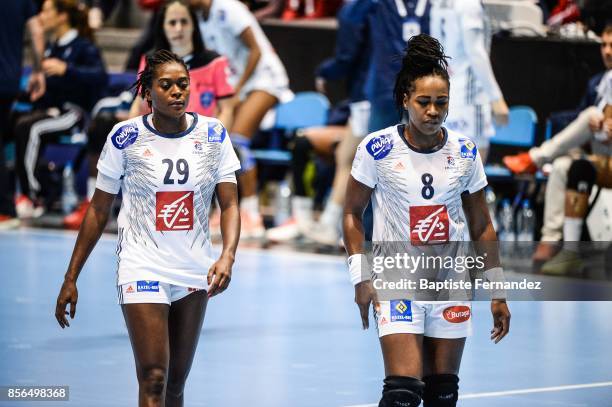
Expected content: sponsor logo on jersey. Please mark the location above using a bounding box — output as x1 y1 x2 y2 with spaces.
208 122 225 143
156 191 194 231
137 280 159 292
366 134 393 160
459 138 477 160
143 148 153 157
393 161 406 172
379 316 389 326
443 305 471 323
111 124 139 149
125 285 134 294
390 300 412 322
409 205 450 244
200 91 214 108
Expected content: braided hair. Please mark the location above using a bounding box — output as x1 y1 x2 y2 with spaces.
130 49 189 108
393 34 450 111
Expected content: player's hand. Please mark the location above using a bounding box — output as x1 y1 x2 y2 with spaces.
89 7 103 30
315 77 326 94
42 58 68 77
355 281 379 330
588 111 604 133
491 99 509 126
27 71 46 102
207 255 233 298
55 280 78 329
490 299 510 343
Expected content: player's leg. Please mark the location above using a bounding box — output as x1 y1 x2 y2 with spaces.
122 303 170 407
165 289 208 407
421 337 465 407
377 301 427 407
231 90 278 238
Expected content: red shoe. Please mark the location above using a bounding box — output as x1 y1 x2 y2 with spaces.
282 8 300 20
63 200 90 230
503 152 537 175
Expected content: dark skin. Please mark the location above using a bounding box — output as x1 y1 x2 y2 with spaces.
55 61 240 407
343 75 510 379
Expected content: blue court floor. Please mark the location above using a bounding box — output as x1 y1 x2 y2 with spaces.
1 229 612 407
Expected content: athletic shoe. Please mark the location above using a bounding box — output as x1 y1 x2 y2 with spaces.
532 242 561 262
15 195 44 219
0 214 20 230
241 210 265 240
302 220 340 247
266 218 302 242
63 200 90 230
282 7 300 20
502 152 537 175
540 249 583 276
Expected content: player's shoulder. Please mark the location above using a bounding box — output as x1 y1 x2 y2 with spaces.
194 115 228 143
107 117 144 150
214 0 248 18
358 124 399 161
445 128 479 161
455 0 483 13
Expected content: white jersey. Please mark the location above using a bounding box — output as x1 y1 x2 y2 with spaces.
198 0 290 100
97 113 241 288
351 125 487 243
429 0 499 106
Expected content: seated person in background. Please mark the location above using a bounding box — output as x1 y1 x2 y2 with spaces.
503 24 612 262
191 0 293 240
14 0 107 218
64 0 235 229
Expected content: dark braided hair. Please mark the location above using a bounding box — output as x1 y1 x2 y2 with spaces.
130 49 189 108
393 34 450 111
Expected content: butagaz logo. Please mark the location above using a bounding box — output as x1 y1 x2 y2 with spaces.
390 300 412 322
156 191 194 231
409 205 450 244
366 134 393 160
111 124 139 149
137 280 159 293
443 305 471 323
208 122 225 143
459 138 477 160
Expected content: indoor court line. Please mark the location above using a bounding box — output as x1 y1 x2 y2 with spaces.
344 380 612 406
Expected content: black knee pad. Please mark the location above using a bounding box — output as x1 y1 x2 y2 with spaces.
379 376 424 407
567 159 596 193
422 374 459 407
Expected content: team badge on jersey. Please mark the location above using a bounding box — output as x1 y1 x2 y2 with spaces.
200 91 214 108
208 122 225 143
111 124 139 149
443 305 471 323
459 138 477 160
409 205 449 244
366 134 393 160
137 280 159 292
156 191 194 231
390 300 412 322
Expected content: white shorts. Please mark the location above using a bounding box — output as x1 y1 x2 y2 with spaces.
117 281 204 305
239 60 293 103
445 104 494 149
375 301 473 339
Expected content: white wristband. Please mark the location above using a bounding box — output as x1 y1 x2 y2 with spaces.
484 266 507 300
347 253 369 286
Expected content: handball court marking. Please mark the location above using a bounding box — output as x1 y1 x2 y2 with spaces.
345 381 612 406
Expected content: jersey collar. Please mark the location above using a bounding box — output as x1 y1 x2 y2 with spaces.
397 124 448 154
143 112 198 138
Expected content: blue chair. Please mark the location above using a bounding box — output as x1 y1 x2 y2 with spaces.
252 92 330 163
485 105 538 179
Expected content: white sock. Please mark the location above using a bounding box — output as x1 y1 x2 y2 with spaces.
291 196 313 223
241 196 259 217
320 201 342 228
563 217 583 251
87 177 96 201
